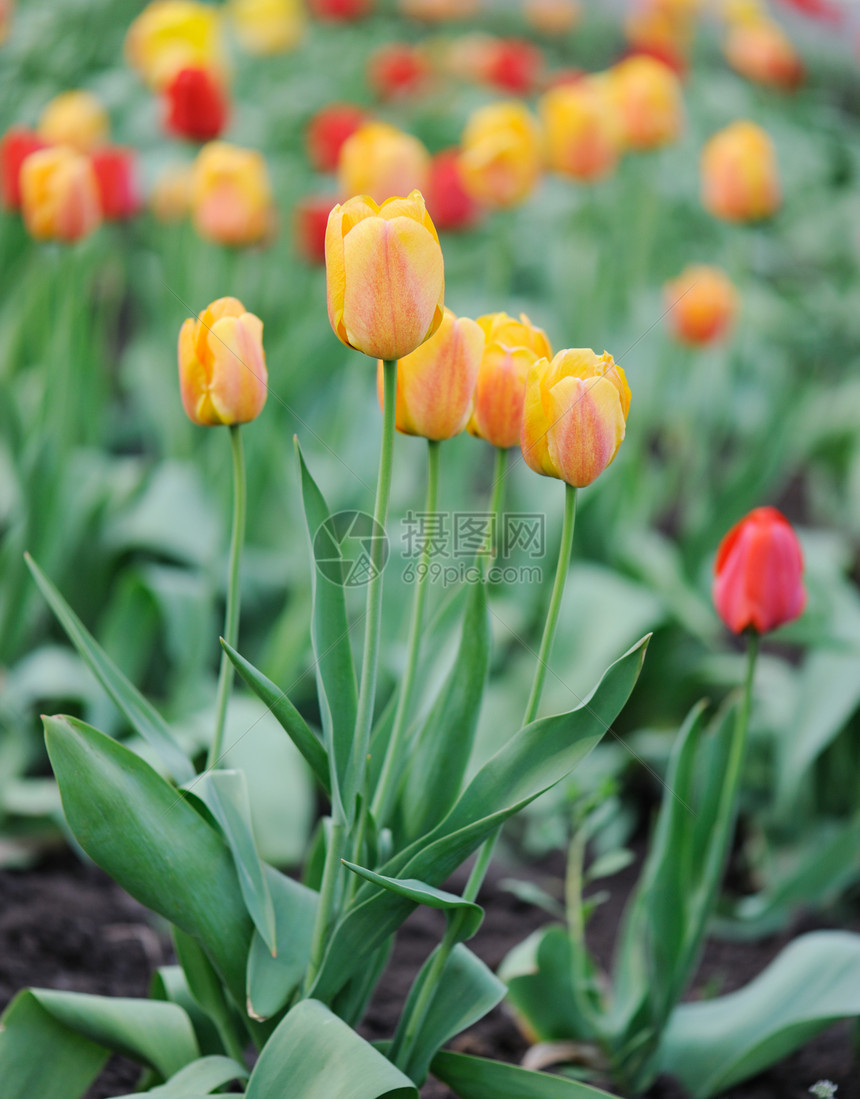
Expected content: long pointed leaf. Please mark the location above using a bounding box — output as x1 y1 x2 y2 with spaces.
342 862 483 940
431 1050 615 1098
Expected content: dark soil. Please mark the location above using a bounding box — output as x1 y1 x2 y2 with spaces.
1 849 857 1099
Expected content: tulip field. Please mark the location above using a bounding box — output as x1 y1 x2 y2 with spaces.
3 0 860 1097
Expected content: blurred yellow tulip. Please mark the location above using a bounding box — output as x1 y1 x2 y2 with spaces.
191 141 274 245
664 265 738 346
459 101 542 209
337 123 430 206
725 19 803 91
523 0 582 36
540 78 620 182
229 0 305 54
38 91 109 153
701 120 781 222
606 55 683 151
126 0 225 89
20 146 102 242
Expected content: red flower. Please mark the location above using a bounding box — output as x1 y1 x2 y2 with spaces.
713 507 806 635
1 127 47 209
484 38 544 94
425 149 480 232
306 103 366 172
368 43 429 100
308 0 373 20
164 67 229 142
91 147 138 220
775 0 843 24
293 194 334 263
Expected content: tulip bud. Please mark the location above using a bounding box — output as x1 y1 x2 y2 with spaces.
306 103 367 173
228 0 305 55
191 141 274 245
325 190 445 361
606 55 684 151
38 90 109 154
664 265 738 346
521 348 630 487
459 101 542 210
126 0 226 89
713 507 805 634
368 43 430 101
524 0 583 36
20 146 102 242
150 162 194 222
540 78 621 183
1 128 47 209
294 194 334 264
91 147 139 220
469 312 553 449
337 123 430 206
376 309 484 440
425 149 481 232
701 120 781 223
165 66 230 141
725 20 804 91
178 296 267 425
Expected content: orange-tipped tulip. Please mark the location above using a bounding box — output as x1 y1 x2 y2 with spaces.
606 55 683 151
521 348 630 487
469 312 553 449
664 265 738 346
337 122 430 206
701 120 781 222
459 101 542 209
38 90 109 153
20 146 102 242
126 0 225 89
178 296 267 425
725 20 804 91
325 190 445 361
540 78 620 183
376 308 484 439
191 141 274 245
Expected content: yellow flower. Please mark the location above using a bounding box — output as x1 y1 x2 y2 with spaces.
150 162 194 222
540 78 620 183
20 146 102 242
521 348 630 487
469 312 553 449
191 141 274 245
325 190 445 361
126 0 225 89
523 0 582 36
338 123 430 206
724 19 803 91
664 265 738 346
178 296 267 425
701 120 781 222
459 101 542 209
228 0 305 54
38 91 109 153
606 55 684 151
376 308 484 440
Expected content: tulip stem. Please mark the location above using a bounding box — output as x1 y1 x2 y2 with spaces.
371 437 441 828
523 482 578 726
208 424 246 771
351 358 398 821
481 446 509 566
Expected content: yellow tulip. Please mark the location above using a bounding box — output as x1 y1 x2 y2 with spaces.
523 0 582 36
38 91 109 153
664 265 738 346
150 162 194 222
725 19 803 91
325 190 445 361
606 55 683 151
20 146 102 242
459 101 542 209
228 0 305 54
126 0 225 89
178 296 267 425
540 78 620 183
701 120 780 223
376 308 484 440
521 348 630 487
191 141 274 245
337 123 430 206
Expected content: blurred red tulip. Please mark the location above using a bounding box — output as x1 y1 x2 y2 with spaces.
306 103 366 172
294 194 334 263
775 0 842 23
425 149 480 231
308 0 373 19
368 43 429 100
91 147 139 220
165 66 229 142
1 127 47 209
484 38 544 95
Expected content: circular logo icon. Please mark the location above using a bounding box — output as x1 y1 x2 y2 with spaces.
313 510 390 588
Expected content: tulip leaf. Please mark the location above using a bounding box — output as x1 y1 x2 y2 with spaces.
116 1055 248 1097
25 554 194 784
295 443 357 816
310 637 649 1002
430 1050 615 1098
245 999 416 1099
194 770 277 955
149 966 223 1060
246 867 319 1021
221 639 330 792
43 714 252 1004
399 579 490 841
171 929 246 1059
661 931 860 1098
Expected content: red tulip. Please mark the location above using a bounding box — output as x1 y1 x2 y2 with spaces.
91 147 139 220
713 507 806 635
165 66 229 142
308 0 373 20
306 103 366 173
368 43 429 100
1 127 47 209
425 149 480 232
294 194 334 263
775 0 843 24
484 39 544 95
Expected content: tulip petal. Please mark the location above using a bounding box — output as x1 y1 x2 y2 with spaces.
545 374 625 488
207 313 268 425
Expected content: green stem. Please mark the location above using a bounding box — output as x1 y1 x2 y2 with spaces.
350 358 398 820
523 482 578 726
480 446 509 568
371 437 441 827
304 818 345 993
208 425 246 771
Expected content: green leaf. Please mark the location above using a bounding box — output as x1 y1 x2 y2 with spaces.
195 770 276 955
245 999 416 1099
431 1050 615 1098
26 554 193 784
661 931 860 1098
399 580 490 841
171 930 246 1059
120 1055 248 1097
221 640 329 792
149 966 223 1060
310 638 648 1002
246 867 319 1021
341 862 484 941
296 443 357 814
43 715 251 1004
